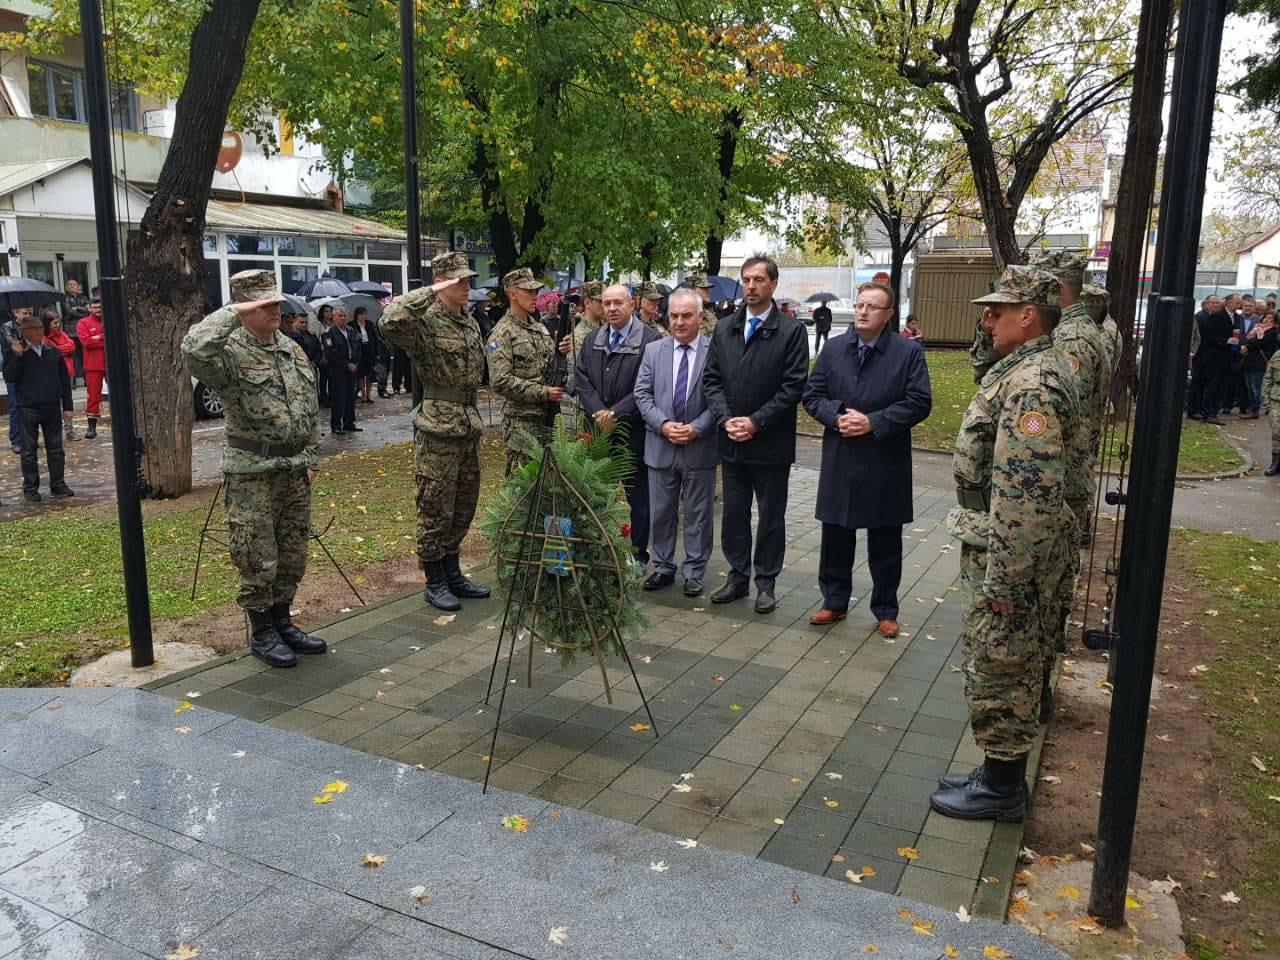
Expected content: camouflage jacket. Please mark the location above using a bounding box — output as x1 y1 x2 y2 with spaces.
567 317 598 395
969 317 999 384
486 309 553 421
182 306 320 474
1053 302 1109 519
635 311 669 338
1263 350 1280 411
951 335 1081 603
701 307 719 337
379 287 485 439
1100 316 1121 373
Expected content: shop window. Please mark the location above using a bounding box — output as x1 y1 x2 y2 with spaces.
278 236 321 258
327 239 364 259
27 61 137 129
332 265 363 283
26 261 55 287
366 241 402 261
368 264 401 295
202 257 225 313
225 235 274 256
227 259 275 280
281 264 319 294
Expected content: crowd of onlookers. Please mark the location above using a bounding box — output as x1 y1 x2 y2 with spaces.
1187 291 1279 422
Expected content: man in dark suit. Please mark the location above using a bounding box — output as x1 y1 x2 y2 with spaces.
812 301 833 354
576 283 662 565
1185 294 1221 419
803 281 931 637
1193 297 1235 424
322 306 361 435
703 254 810 614
634 289 717 596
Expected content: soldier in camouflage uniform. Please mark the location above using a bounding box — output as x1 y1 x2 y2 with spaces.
486 267 562 474
686 273 719 336
569 281 605 418
1262 345 1280 475
931 266 1081 821
1081 283 1121 376
380 252 491 612
634 281 669 337
181 270 326 668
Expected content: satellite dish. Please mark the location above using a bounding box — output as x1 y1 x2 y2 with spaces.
216 132 243 174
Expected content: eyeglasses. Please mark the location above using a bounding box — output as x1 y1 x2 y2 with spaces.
854 302 891 311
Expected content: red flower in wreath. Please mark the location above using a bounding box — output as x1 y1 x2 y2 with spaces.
578 432 593 445
621 522 632 538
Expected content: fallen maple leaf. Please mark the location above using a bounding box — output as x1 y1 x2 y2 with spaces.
897 907 914 920
502 815 531 832
897 847 919 861
824 799 840 809
174 700 193 714
408 885 430 903
649 860 670 873
1149 875 1182 895
711 674 725 682
323 780 349 794
1221 890 1241 904
983 947 1011 960
831 854 846 863
944 946 960 959
361 854 386 868
1125 894 1142 909
1039 775 1062 785
729 703 743 711
1250 756 1268 773
860 865 877 877
548 926 569 945
1057 884 1081 899
670 783 693 793
846 869 864 884
166 946 201 960
313 794 335 805
433 614 456 626
174 726 192 734
676 838 697 849
863 946 880 953
824 772 844 781
629 723 651 733
911 918 935 937
956 905 971 923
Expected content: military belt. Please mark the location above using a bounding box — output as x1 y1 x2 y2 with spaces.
421 386 477 405
955 486 990 511
226 435 309 458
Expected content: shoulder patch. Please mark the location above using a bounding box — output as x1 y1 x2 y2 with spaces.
487 341 500 351
1067 354 1080 373
1019 410 1049 437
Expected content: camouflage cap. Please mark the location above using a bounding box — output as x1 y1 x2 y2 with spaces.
580 280 605 300
972 265 1062 309
686 273 714 289
636 281 662 301
1081 283 1110 321
431 251 478 281
230 269 286 304
502 267 544 291
1029 249 1087 286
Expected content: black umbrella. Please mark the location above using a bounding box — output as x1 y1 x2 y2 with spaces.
805 291 839 303
0 276 63 310
346 280 393 297
297 274 353 298
468 288 494 303
477 276 501 290
706 275 742 302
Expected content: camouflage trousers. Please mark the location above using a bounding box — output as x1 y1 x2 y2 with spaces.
1044 522 1079 682
415 431 480 563
224 468 312 612
1271 406 1280 449
958 543 1054 762
502 415 550 476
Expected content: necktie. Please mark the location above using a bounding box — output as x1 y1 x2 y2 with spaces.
746 316 761 341
673 344 690 423
609 330 623 352
858 342 870 367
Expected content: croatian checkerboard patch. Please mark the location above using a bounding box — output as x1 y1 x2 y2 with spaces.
1019 411 1048 437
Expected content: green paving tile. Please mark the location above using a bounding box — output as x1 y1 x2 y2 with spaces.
894 864 977 912
265 707 331 734
582 788 659 824
696 818 774 857
639 801 715 838
345 728 415 758
530 774 606 807
194 687 289 722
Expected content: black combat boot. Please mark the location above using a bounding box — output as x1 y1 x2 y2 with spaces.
444 554 490 599
270 601 327 655
423 560 461 611
930 756 1027 822
248 609 297 668
84 417 98 439
1038 672 1055 724
1266 451 1280 477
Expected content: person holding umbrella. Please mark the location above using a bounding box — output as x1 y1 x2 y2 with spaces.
812 298 833 353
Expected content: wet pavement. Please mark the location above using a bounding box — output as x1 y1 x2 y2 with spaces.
0 686 1067 959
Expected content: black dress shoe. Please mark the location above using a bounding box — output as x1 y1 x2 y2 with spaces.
754 589 777 614
1203 417 1225 426
683 578 704 596
23 490 41 503
348 425 364 432
711 583 749 604
50 485 75 498
644 572 675 591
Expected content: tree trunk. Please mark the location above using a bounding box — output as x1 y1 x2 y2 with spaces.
126 0 262 498
887 235 906 332
705 105 744 275
1106 0 1174 409
957 120 1022 268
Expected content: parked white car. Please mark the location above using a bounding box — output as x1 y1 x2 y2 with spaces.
193 377 223 419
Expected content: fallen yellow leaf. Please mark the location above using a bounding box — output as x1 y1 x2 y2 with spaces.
502 814 531 832
630 723 651 732
984 947 1011 960
361 854 387 868
174 700 193 714
864 946 880 954
897 847 919 861
897 907 914 920
861 865 877 877
166 946 202 960
1125 894 1142 909
313 794 335 804
825 800 840 809
1057 884 1081 900
912 918 936 937
323 780 349 794
945 947 960 959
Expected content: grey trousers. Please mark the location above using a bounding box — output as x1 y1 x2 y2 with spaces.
647 452 716 580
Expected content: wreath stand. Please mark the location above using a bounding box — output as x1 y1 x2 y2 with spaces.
190 480 367 643
481 446 658 793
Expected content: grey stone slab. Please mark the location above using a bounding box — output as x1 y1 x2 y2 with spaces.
0 691 61 715
0 794 90 874
185 889 367 960
0 889 60 956
0 820 181 916
0 719 101 779
3 921 152 959
73 853 266 957
328 927 462 960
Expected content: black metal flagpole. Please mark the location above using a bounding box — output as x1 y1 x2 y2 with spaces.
78 0 154 667
1088 0 1225 925
399 0 424 408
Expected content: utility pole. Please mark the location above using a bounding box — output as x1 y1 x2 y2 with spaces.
78 0 154 668
1088 0 1225 926
399 0 424 407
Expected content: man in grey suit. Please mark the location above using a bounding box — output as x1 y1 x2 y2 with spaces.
634 290 717 596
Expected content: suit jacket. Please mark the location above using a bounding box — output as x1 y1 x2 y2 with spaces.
702 302 809 465
634 334 717 470
1195 309 1234 370
574 319 661 420
803 329 931 528
322 324 360 369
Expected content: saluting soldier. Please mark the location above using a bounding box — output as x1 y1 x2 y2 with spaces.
1082 283 1121 377
634 281 668 336
932 267 1081 821
379 252 491 612
181 270 325 668
686 273 719 336
486 267 562 473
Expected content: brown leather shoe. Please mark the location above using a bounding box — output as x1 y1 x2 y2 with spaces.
878 619 900 638
809 608 847 625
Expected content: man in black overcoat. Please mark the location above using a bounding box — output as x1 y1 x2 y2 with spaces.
802 280 931 637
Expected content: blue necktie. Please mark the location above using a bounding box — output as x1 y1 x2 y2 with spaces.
746 316 761 341
609 330 623 352
673 344 690 423
858 342 870 367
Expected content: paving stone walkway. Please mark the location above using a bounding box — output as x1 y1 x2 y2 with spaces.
149 466 1046 925
0 686 1065 959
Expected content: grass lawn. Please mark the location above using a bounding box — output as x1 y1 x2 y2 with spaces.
1176 530 1280 954
800 348 1245 475
0 436 508 687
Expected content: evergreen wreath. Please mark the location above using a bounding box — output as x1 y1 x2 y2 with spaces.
479 419 647 665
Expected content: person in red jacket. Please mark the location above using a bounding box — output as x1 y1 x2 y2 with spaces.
79 298 106 438
43 311 80 440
